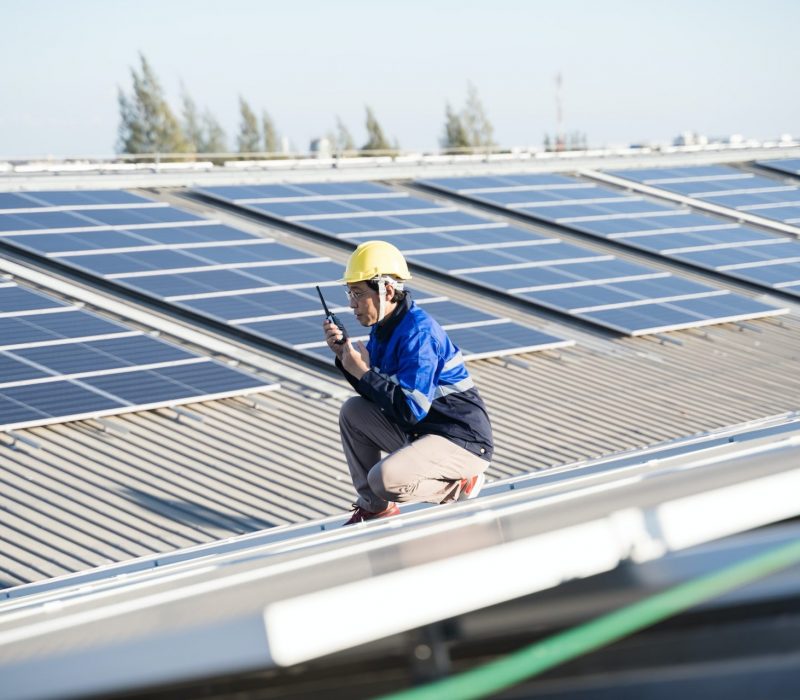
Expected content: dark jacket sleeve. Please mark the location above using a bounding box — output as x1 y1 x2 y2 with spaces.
335 357 363 394
356 369 422 431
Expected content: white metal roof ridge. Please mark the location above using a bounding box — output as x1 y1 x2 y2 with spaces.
2 412 797 608
3 146 800 193
1 433 799 698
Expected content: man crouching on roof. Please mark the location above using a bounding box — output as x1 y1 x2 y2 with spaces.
323 240 493 525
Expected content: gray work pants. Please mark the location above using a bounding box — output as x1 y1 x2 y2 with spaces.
339 396 490 513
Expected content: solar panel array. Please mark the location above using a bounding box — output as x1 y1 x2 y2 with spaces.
0 190 571 363
606 164 800 227
0 279 276 431
419 173 800 299
757 158 800 178
198 181 788 335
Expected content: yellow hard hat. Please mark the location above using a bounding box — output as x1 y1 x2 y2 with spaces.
340 240 412 283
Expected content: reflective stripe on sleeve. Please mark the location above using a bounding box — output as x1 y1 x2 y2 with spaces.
442 351 465 373
434 376 475 398
402 387 432 413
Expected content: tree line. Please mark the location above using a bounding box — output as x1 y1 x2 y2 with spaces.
117 54 498 156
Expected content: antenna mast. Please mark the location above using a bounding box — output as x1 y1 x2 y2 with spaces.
555 71 564 151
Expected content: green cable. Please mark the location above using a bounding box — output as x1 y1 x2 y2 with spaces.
377 537 800 700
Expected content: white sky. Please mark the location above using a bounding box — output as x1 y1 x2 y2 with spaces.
2 0 798 157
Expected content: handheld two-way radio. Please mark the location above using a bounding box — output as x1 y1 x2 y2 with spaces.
316 285 348 345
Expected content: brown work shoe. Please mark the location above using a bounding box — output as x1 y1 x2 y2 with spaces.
343 502 400 526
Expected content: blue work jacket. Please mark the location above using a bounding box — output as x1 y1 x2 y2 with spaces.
339 295 493 461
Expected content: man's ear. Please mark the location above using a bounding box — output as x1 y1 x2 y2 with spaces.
384 281 396 301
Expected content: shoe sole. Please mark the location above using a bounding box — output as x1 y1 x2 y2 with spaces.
458 471 485 501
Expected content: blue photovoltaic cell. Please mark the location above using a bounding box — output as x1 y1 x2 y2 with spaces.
758 159 800 177
750 207 800 222
0 188 572 363
29 190 156 208
463 258 653 291
0 309 123 347
0 382 123 422
0 211 91 232
421 174 580 191
0 280 274 431
0 355 49 383
0 190 154 211
739 263 800 287
291 181 396 196
445 323 568 357
344 226 545 250
182 288 324 320
606 165 740 181
573 213 734 236
521 199 678 220
0 284 69 312
0 193 45 210
300 211 488 236
199 181 392 202
418 174 788 331
657 175 783 196
608 164 800 226
82 362 266 404
701 191 800 208
5 229 159 254
60 241 306 277
3 224 251 255
15 335 194 374
74 207 203 227
247 197 442 220
409 241 605 273
200 184 307 200
0 206 202 234
341 196 437 213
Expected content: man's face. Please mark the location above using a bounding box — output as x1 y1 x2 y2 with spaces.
346 282 379 327
346 281 395 327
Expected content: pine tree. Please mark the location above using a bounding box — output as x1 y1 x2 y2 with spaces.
335 116 356 152
117 53 190 154
237 97 262 154
462 81 495 148
362 106 391 152
181 87 202 153
201 109 227 153
262 111 279 154
441 102 470 150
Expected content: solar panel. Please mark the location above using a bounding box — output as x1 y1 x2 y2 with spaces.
606 164 800 227
200 181 787 335
0 190 157 211
757 158 800 178
0 280 277 431
0 190 572 363
419 174 800 304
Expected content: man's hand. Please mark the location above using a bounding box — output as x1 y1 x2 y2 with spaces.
323 319 345 357
339 339 370 380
